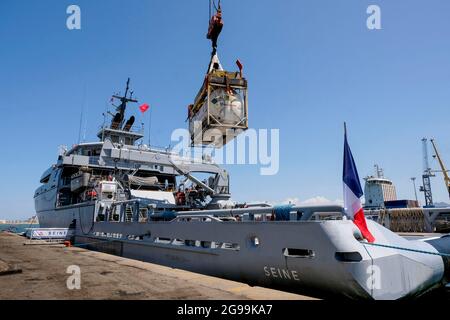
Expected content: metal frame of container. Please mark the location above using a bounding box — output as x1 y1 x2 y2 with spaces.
189 71 248 147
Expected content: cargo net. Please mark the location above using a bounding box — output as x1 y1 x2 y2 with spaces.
376 209 426 233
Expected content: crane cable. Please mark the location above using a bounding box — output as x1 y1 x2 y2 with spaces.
209 0 221 20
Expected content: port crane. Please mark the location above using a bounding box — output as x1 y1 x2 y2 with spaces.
419 138 435 207
430 138 450 200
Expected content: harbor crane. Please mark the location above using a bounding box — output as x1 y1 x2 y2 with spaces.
419 138 435 207
430 138 450 200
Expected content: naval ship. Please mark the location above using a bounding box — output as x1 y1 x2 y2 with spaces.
34 5 450 300
34 77 450 299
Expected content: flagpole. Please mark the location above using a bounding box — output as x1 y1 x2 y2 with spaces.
342 120 375 243
148 107 152 147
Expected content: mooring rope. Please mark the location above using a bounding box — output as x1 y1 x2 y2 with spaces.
70 240 112 248
362 241 450 258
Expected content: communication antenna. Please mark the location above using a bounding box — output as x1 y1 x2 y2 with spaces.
82 85 89 142
78 83 88 144
77 110 83 144
148 107 152 147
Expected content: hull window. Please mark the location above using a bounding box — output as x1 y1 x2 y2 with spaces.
335 252 363 262
283 248 315 258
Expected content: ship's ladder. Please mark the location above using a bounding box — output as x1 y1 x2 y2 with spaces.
125 205 133 222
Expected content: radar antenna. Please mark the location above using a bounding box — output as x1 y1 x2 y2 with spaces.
110 78 138 129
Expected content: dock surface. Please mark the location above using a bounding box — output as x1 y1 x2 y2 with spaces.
0 232 315 300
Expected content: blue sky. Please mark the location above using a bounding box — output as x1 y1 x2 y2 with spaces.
1 0 450 219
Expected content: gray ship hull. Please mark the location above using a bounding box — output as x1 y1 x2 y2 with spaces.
56 208 447 300
37 203 95 229
34 165 450 299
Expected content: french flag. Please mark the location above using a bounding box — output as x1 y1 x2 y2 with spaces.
343 124 375 243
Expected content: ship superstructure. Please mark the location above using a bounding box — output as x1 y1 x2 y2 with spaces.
364 165 397 209
35 79 234 228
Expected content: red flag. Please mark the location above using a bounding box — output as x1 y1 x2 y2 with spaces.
139 103 150 113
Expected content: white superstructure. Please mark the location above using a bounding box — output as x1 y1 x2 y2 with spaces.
364 165 397 208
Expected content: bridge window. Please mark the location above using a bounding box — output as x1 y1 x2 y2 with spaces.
40 174 51 184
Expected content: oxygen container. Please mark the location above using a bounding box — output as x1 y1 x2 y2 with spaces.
207 88 244 125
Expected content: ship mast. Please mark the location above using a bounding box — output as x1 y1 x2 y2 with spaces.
98 78 144 145
110 78 138 130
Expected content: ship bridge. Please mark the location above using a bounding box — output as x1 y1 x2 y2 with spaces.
97 126 144 146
